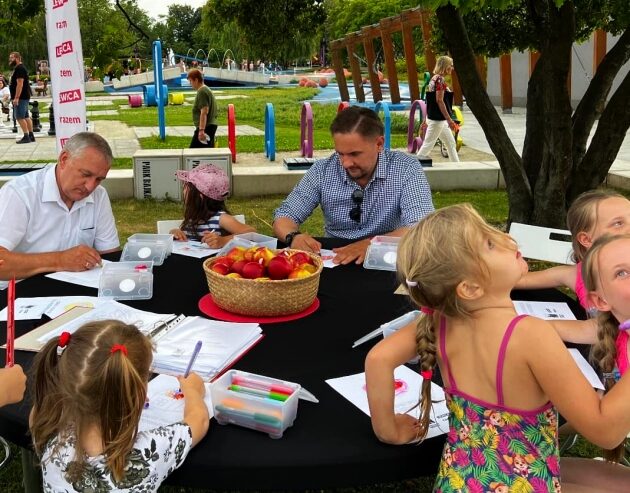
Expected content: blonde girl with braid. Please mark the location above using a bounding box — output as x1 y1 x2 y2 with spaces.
30 320 209 492
365 204 630 492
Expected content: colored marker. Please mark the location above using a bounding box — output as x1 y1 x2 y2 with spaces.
228 384 289 402
6 277 15 367
178 340 203 393
215 404 282 427
231 375 294 396
221 398 283 419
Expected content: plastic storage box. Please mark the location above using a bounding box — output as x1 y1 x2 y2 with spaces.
98 261 154 300
121 240 168 266
363 236 401 271
217 233 278 257
127 233 173 256
211 370 300 438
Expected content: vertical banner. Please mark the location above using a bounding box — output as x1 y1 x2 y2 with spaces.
45 0 87 153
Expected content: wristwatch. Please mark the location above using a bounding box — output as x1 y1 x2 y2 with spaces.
284 231 300 246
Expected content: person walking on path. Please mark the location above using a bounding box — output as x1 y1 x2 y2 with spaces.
9 52 34 144
187 68 217 148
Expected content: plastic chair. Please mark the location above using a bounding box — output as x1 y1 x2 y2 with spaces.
508 222 574 265
156 215 245 234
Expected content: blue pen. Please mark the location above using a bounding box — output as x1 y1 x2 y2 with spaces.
178 340 203 393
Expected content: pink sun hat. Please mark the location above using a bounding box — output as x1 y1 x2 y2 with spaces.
176 164 229 201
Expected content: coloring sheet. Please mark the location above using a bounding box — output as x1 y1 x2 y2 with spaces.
45 260 112 288
512 301 576 320
172 240 220 259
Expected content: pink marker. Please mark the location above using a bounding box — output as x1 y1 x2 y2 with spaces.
231 375 294 396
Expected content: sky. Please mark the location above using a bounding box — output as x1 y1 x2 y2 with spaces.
136 0 207 21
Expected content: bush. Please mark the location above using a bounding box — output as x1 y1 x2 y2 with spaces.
394 55 427 79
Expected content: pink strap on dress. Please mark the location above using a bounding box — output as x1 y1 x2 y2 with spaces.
616 330 630 376
496 315 529 406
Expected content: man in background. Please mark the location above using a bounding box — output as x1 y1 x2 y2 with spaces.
9 52 34 144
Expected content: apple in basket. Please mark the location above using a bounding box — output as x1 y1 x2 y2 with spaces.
211 262 231 276
253 247 275 266
230 259 247 275
226 246 246 262
288 267 311 279
289 251 314 269
267 255 293 280
241 260 266 279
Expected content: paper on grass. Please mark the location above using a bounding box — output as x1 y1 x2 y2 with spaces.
45 260 112 288
568 348 604 390
139 374 213 433
513 301 576 320
36 300 173 344
172 240 220 259
326 365 450 439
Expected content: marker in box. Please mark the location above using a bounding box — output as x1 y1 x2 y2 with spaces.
215 404 282 427
228 384 289 402
231 375 294 396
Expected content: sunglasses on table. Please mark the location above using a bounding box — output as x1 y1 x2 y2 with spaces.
349 189 364 222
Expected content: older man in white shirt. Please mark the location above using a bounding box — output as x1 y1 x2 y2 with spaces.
0 132 119 281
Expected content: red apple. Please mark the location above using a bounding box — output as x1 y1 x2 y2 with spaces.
230 259 247 275
267 255 293 280
214 256 234 268
253 247 275 266
290 251 313 268
211 262 231 275
243 247 258 262
241 261 266 279
226 247 246 262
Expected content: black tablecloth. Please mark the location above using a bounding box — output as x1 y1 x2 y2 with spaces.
0 241 586 490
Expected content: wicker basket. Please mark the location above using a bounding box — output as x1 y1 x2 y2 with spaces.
202 250 323 316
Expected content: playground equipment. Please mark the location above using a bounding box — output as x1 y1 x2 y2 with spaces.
152 40 166 140
300 102 314 158
168 92 185 105
420 72 431 100
264 103 275 161
128 94 142 108
227 104 236 163
407 99 427 154
144 84 169 107
373 101 391 150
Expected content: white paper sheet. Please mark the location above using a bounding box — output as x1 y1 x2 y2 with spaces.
513 301 576 320
319 249 339 268
326 365 450 439
568 348 604 390
0 297 50 321
43 296 104 319
36 300 173 344
172 240 220 259
45 260 112 288
139 374 213 432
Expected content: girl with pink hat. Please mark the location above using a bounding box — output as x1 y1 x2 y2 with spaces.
171 164 255 248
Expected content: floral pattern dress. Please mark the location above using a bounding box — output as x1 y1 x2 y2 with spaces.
433 315 562 493
41 422 192 492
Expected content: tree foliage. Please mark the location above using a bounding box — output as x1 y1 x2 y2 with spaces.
422 0 630 226
153 4 201 57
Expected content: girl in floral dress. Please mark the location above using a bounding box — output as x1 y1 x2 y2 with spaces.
30 320 209 492
365 204 630 491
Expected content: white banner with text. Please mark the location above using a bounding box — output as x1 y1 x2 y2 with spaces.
45 0 86 153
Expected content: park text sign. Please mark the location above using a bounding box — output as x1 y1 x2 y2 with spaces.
45 0 86 152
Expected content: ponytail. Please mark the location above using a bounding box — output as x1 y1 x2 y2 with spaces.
414 313 438 442
591 311 627 462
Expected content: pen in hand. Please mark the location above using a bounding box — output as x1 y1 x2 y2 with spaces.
178 340 203 393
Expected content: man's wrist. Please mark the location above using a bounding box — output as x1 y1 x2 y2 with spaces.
284 230 300 246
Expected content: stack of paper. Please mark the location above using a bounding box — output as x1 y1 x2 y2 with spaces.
151 316 263 380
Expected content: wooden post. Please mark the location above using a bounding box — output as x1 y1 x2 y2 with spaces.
593 29 607 74
529 51 540 75
330 39 349 102
499 54 513 113
379 20 400 104
346 33 365 103
361 26 382 103
401 11 420 102
419 10 435 75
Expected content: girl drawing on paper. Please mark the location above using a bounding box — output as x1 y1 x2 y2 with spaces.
30 320 209 491
171 164 254 248
365 204 630 491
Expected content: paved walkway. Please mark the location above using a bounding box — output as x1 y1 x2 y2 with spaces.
0 102 627 173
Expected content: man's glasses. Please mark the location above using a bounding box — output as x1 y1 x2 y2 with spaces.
349 189 364 222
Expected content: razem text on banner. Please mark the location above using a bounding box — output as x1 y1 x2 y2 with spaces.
45 0 87 153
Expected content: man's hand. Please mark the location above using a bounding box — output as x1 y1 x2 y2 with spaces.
291 233 321 254
332 238 371 265
57 245 102 271
12 98 18 107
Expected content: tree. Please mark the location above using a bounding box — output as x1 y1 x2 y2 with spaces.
206 0 326 65
153 4 201 57
425 0 630 227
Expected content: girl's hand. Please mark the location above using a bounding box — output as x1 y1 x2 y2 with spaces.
169 229 187 241
395 413 422 444
201 231 227 248
177 372 206 399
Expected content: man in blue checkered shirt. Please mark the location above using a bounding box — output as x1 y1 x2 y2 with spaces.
273 106 434 265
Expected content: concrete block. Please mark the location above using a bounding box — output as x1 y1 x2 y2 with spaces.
85 80 105 92
423 162 501 190
232 166 306 196
102 169 134 199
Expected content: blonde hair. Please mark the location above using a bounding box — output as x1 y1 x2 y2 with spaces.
433 56 453 76
566 189 626 263
582 233 628 462
30 320 153 483
397 203 516 441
